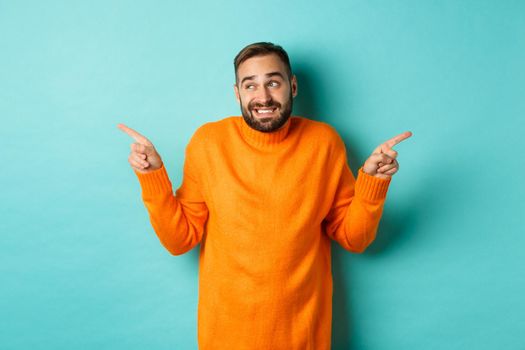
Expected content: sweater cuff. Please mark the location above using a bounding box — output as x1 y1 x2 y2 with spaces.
134 163 173 196
355 167 391 201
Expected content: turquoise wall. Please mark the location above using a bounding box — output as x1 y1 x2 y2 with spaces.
1 1 523 349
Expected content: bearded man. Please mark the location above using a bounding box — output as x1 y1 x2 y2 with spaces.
119 42 411 350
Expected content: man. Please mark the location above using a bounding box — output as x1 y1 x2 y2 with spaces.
118 42 411 349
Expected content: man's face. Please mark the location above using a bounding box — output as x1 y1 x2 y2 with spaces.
234 54 298 133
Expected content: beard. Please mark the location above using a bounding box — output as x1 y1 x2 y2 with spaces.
239 91 293 133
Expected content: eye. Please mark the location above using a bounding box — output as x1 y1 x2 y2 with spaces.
244 84 255 90
268 81 280 88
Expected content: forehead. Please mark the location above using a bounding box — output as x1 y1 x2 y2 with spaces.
237 54 287 80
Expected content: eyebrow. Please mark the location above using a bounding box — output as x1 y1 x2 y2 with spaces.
240 71 285 85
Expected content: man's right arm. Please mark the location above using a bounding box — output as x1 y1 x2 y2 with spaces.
134 164 209 255
118 123 209 255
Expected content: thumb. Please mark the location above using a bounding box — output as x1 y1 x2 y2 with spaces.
133 142 158 157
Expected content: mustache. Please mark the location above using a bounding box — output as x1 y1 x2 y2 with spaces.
249 101 281 109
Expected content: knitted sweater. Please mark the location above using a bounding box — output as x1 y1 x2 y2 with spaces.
134 116 391 350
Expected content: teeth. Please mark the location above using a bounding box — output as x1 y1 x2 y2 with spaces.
255 108 275 114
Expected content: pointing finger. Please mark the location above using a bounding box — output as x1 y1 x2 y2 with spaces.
382 131 412 149
117 123 152 146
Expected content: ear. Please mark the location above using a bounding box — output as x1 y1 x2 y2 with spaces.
291 75 298 98
234 83 240 104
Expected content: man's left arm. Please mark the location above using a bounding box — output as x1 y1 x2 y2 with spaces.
323 132 412 253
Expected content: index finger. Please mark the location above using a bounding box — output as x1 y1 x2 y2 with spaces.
382 131 413 149
117 123 151 145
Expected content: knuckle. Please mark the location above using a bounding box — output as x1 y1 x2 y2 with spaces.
132 143 143 153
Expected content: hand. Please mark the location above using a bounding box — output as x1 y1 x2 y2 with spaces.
363 131 412 179
117 123 163 174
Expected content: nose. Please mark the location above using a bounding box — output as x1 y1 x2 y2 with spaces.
255 86 272 104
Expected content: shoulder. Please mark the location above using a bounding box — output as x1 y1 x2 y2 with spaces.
196 116 237 136
188 116 237 145
293 116 345 150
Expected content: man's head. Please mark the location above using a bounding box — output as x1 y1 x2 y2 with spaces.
233 42 298 133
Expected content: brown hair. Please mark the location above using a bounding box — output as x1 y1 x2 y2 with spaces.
234 42 293 85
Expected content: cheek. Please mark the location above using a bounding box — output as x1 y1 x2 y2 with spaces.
274 91 290 104
241 94 256 107
276 86 291 99
237 93 246 105
240 97 252 110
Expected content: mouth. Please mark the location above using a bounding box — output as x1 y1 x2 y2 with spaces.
252 107 278 118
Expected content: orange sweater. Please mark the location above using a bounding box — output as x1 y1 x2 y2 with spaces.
134 116 391 349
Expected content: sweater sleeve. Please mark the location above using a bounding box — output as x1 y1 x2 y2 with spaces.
323 139 391 253
134 135 209 256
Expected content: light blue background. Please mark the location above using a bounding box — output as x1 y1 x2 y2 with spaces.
1 1 524 349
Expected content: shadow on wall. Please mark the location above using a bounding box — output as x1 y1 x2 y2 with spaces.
293 61 363 174
292 64 323 123
331 166 459 348
293 60 457 349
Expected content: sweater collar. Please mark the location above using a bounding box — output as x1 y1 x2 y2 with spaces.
238 116 292 148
